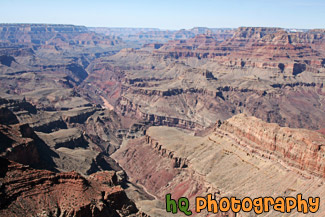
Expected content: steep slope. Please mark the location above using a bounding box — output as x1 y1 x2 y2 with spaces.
113 114 325 217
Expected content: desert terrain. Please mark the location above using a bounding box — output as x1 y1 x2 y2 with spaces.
0 23 324 216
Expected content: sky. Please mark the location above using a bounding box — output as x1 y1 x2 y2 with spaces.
0 0 324 29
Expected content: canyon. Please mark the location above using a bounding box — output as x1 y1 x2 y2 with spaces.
112 114 325 217
0 24 324 216
84 27 325 131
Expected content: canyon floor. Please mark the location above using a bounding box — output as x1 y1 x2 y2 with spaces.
0 24 324 217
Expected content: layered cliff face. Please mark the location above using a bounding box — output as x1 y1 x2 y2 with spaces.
219 113 325 178
0 157 144 217
89 27 234 46
0 24 127 105
153 34 222 59
0 123 40 166
155 27 325 72
0 109 148 217
0 97 129 175
0 93 146 215
0 24 147 216
84 27 325 131
1 23 325 217
0 24 121 47
0 23 135 174
215 27 325 74
113 114 325 217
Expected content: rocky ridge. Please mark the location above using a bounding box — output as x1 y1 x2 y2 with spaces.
219 114 325 178
113 114 325 217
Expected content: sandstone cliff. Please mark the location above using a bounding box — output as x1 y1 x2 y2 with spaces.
219 113 325 178
113 114 325 217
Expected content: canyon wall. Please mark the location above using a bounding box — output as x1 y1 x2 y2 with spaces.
83 27 325 131
219 114 325 178
113 114 325 216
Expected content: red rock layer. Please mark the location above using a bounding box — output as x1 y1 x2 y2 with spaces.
219 114 325 178
0 157 142 217
113 115 325 216
113 137 235 217
153 27 325 73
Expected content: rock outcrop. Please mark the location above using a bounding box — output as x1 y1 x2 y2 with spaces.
0 123 40 166
0 97 125 176
0 157 143 217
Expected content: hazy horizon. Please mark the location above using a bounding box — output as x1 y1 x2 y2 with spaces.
1 0 325 30
0 23 316 31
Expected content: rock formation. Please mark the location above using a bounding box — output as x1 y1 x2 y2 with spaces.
113 114 325 216
82 27 325 131
1 23 325 217
0 157 144 217
219 114 325 178
0 122 40 166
